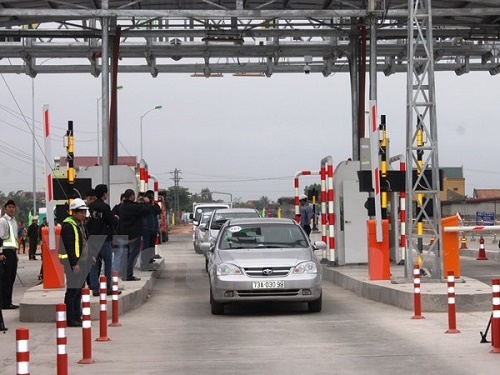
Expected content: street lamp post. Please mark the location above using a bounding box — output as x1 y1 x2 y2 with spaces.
140 105 162 160
97 85 123 165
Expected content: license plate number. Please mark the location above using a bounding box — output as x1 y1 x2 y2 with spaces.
252 280 285 289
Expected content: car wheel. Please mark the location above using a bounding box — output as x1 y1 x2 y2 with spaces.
210 289 224 315
308 293 322 313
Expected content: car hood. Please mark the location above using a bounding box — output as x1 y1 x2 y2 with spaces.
217 248 313 267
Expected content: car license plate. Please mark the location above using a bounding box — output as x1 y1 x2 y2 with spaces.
252 280 285 289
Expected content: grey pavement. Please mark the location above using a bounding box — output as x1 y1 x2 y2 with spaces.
4 231 499 325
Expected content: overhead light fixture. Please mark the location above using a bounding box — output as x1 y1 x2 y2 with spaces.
233 73 266 77
489 65 500 76
190 73 224 78
202 36 244 45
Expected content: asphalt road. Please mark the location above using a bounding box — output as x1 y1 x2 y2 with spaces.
1 233 500 374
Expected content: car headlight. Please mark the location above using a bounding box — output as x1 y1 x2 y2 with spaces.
293 261 318 274
216 263 242 276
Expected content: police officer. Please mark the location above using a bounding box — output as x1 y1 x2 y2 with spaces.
0 199 19 310
59 198 90 327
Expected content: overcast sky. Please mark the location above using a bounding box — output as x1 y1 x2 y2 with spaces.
0 69 498 204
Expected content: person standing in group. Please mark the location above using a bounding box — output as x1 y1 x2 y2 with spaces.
140 190 161 271
87 184 119 296
58 198 90 327
118 189 153 281
27 216 40 260
17 221 26 255
298 194 313 238
0 200 19 309
111 193 126 277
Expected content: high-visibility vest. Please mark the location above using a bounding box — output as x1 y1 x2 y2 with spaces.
1 216 18 249
58 217 80 259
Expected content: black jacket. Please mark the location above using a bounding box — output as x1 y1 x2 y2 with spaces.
118 200 152 240
87 198 117 242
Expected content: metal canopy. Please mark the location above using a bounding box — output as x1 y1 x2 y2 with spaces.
0 1 499 76
1 0 498 279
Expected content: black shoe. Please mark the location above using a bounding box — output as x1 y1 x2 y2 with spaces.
67 320 82 327
3 304 19 310
107 290 122 296
125 276 141 281
92 290 99 297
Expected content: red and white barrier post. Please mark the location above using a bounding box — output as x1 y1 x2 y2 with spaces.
109 270 122 327
445 271 460 334
412 265 424 319
96 276 110 341
16 328 29 375
78 288 95 364
491 278 500 353
477 236 488 260
56 304 68 375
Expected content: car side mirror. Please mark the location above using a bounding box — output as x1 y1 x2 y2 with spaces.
200 242 213 253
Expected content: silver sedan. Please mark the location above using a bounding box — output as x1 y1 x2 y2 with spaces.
201 218 326 315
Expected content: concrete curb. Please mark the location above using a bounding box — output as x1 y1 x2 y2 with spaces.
322 264 492 312
19 259 165 322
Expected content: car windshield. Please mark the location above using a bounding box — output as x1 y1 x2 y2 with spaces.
219 223 308 249
210 212 259 230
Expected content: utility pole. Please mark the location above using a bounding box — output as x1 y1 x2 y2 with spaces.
170 168 182 221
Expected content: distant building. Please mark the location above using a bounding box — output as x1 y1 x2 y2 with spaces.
440 166 465 202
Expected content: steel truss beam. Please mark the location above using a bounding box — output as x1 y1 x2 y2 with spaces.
406 0 442 280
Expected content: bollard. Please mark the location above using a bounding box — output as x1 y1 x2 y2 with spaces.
56 304 68 375
493 234 498 245
16 328 30 375
96 276 110 341
445 271 460 334
109 271 122 327
477 236 488 260
491 278 500 353
460 233 468 249
78 288 95 364
412 265 424 319
153 235 162 259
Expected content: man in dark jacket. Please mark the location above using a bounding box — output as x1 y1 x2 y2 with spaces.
59 198 90 327
27 215 39 260
140 190 162 271
87 184 118 295
118 189 153 281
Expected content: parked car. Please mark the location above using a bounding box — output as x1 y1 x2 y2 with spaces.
202 218 326 315
201 208 261 271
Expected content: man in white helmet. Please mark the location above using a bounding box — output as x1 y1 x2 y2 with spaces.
298 194 313 238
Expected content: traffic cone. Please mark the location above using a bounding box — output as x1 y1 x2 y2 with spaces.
477 236 488 260
460 234 468 249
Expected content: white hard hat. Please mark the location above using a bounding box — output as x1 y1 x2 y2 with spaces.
70 198 89 211
299 194 308 201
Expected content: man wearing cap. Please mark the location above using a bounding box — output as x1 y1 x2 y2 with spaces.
0 199 19 309
59 198 90 327
298 194 313 238
87 184 118 296
27 215 40 260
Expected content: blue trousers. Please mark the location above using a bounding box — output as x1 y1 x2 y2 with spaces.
89 240 112 292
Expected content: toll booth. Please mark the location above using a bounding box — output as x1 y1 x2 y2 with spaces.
333 160 369 265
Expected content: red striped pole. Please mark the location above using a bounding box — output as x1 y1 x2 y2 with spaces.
16 328 29 375
477 236 488 260
491 278 500 353
412 265 424 319
399 162 406 264
78 288 95 364
445 271 460 333
96 276 110 341
56 304 68 375
109 271 122 327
